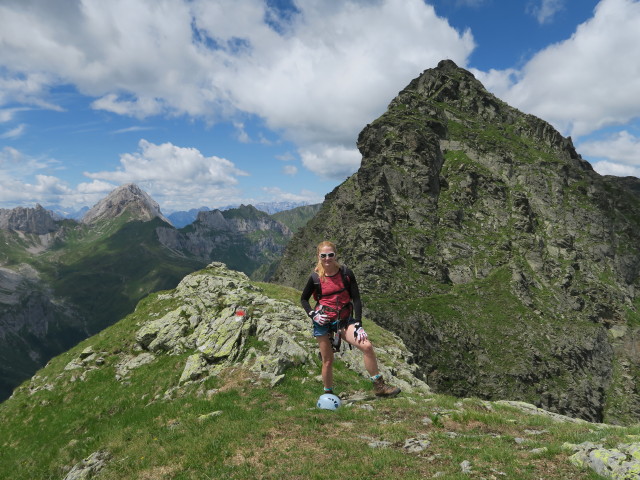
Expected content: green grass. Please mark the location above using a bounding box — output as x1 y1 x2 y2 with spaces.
2 278 637 479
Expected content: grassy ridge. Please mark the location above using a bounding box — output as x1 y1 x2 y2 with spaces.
1 280 636 479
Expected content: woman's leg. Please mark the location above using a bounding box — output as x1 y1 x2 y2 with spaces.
340 323 401 397
316 335 335 390
340 324 379 377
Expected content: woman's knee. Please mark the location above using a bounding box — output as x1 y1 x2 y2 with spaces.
358 341 375 356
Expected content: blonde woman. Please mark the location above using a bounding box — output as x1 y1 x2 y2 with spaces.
300 240 400 398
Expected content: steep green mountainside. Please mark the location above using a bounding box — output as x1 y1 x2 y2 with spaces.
0 213 203 402
157 204 293 280
2 262 639 479
272 203 322 233
273 60 640 424
1 195 309 402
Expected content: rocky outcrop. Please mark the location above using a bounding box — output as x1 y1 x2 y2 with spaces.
130 262 429 393
81 183 171 225
273 60 640 424
564 439 640 479
0 204 58 234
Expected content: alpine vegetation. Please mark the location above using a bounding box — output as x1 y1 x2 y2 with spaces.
273 60 640 425
2 262 639 479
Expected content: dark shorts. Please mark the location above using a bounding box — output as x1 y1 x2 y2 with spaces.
313 317 358 337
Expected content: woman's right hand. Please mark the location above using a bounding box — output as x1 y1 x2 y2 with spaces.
310 311 329 325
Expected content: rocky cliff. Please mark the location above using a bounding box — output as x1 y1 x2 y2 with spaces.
273 60 640 424
157 205 292 278
81 183 171 225
0 204 58 235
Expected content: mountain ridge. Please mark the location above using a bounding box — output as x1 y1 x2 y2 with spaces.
0 188 320 401
273 59 640 424
2 262 639 479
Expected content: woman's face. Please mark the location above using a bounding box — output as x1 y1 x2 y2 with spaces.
319 245 337 269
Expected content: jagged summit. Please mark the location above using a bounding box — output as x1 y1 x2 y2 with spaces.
274 60 640 424
0 204 57 234
81 183 171 225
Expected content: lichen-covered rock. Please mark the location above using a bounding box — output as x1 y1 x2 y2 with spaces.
135 262 431 395
564 438 640 479
63 450 110 480
179 353 208 384
115 353 156 381
135 308 192 353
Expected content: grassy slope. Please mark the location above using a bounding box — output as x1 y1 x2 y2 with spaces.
1 279 636 479
40 216 204 333
0 216 204 401
272 204 322 233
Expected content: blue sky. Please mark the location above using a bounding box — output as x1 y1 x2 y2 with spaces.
1 0 639 213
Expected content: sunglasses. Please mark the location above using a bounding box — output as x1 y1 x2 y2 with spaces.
319 252 336 259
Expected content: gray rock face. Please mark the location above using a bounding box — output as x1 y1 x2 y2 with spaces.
81 183 171 225
157 205 292 277
564 439 640 479
273 60 640 423
131 262 429 394
0 204 57 234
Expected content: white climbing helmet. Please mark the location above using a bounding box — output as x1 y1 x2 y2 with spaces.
317 393 341 410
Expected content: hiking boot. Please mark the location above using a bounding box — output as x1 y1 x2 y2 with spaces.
373 376 401 398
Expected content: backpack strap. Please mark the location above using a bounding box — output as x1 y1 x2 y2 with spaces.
311 265 351 300
311 271 321 301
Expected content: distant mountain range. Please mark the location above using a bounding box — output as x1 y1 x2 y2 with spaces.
0 184 320 402
45 200 313 228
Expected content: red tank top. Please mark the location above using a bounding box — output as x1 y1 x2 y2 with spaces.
317 272 352 320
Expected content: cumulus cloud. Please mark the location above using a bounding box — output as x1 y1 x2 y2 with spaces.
527 0 566 24
83 139 249 211
299 144 362 179
489 0 640 139
0 147 74 207
84 139 248 184
591 160 640 177
578 130 640 165
0 0 475 177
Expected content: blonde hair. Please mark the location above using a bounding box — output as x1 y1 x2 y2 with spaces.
314 240 340 282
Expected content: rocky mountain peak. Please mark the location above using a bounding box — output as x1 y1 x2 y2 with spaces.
0 204 58 234
81 183 171 225
274 60 640 424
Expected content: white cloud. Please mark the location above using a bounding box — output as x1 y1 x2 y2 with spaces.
0 0 475 177
489 0 640 139
527 0 566 24
283 165 298 176
84 139 248 184
0 141 252 211
578 130 640 165
299 144 362 179
0 147 74 207
233 122 251 143
591 160 640 177
1 123 26 139
83 139 250 211
261 186 323 204
91 94 163 118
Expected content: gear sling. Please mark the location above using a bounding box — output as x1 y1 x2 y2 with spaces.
311 265 354 352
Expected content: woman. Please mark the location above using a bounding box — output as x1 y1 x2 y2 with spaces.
300 240 400 398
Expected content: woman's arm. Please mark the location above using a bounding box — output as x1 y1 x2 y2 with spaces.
300 275 316 316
